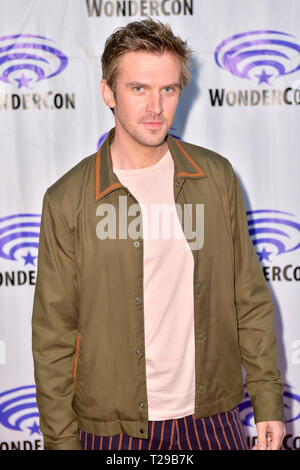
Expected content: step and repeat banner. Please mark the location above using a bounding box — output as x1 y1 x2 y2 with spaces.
0 0 299 450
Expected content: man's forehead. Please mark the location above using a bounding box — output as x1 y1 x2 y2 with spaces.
117 50 180 76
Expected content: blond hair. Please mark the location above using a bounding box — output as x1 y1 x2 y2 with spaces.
101 18 193 94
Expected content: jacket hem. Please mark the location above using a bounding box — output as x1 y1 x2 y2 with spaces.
77 416 150 440
194 389 245 419
44 437 83 450
77 390 245 440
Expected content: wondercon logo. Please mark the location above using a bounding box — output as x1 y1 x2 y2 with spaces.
247 210 300 263
0 214 41 266
214 30 300 86
0 385 40 435
238 384 300 427
0 34 68 90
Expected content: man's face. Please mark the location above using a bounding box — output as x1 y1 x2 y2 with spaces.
102 51 182 149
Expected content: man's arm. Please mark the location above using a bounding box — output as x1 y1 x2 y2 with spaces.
223 159 285 428
32 189 82 450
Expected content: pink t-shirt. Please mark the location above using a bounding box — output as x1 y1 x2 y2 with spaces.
113 150 195 420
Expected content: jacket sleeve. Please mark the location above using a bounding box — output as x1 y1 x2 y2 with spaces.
32 189 83 450
224 159 284 424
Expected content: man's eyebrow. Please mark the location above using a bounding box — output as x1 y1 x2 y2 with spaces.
125 81 182 89
125 82 150 88
164 82 182 89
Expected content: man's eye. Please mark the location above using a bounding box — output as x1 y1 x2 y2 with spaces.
164 87 174 94
133 86 143 93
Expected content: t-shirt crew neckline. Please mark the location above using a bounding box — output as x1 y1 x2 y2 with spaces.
113 150 172 176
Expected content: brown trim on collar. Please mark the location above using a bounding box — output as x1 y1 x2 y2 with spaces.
95 132 207 201
95 147 122 201
174 140 206 177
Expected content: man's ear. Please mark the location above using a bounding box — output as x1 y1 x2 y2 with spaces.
100 79 116 109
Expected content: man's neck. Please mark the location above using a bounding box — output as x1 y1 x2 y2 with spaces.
110 132 169 170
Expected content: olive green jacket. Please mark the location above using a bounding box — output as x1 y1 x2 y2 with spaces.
32 128 284 450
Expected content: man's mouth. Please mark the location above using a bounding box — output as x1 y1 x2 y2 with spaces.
142 121 163 129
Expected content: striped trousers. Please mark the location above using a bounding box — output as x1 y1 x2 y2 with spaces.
78 407 249 450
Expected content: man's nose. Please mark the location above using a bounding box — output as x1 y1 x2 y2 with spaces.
146 90 163 115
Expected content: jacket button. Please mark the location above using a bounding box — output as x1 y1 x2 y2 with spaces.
198 332 205 341
134 241 140 247
136 296 142 302
140 428 145 434
175 181 180 187
195 282 201 288
199 385 206 392
139 402 145 408
136 349 142 355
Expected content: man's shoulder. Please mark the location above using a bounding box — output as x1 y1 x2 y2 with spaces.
46 152 96 205
174 137 233 173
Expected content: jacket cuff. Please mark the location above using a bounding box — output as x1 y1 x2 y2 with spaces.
44 437 83 450
251 392 285 423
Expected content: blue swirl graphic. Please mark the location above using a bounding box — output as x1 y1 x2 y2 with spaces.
247 209 300 261
0 213 40 263
237 391 254 427
0 34 68 88
97 132 109 150
0 385 39 432
214 30 300 85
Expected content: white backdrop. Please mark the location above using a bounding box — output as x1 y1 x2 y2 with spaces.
0 0 299 450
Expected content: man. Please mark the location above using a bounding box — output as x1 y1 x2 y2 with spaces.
32 19 285 451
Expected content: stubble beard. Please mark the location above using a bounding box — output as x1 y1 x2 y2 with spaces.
118 118 170 149
134 128 168 148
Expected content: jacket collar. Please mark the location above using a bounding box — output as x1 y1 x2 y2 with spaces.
95 127 206 201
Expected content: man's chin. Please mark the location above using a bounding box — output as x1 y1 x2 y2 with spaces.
135 131 168 148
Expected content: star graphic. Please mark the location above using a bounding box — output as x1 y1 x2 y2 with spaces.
255 69 273 85
27 421 41 436
22 250 37 266
14 73 33 89
257 247 273 262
